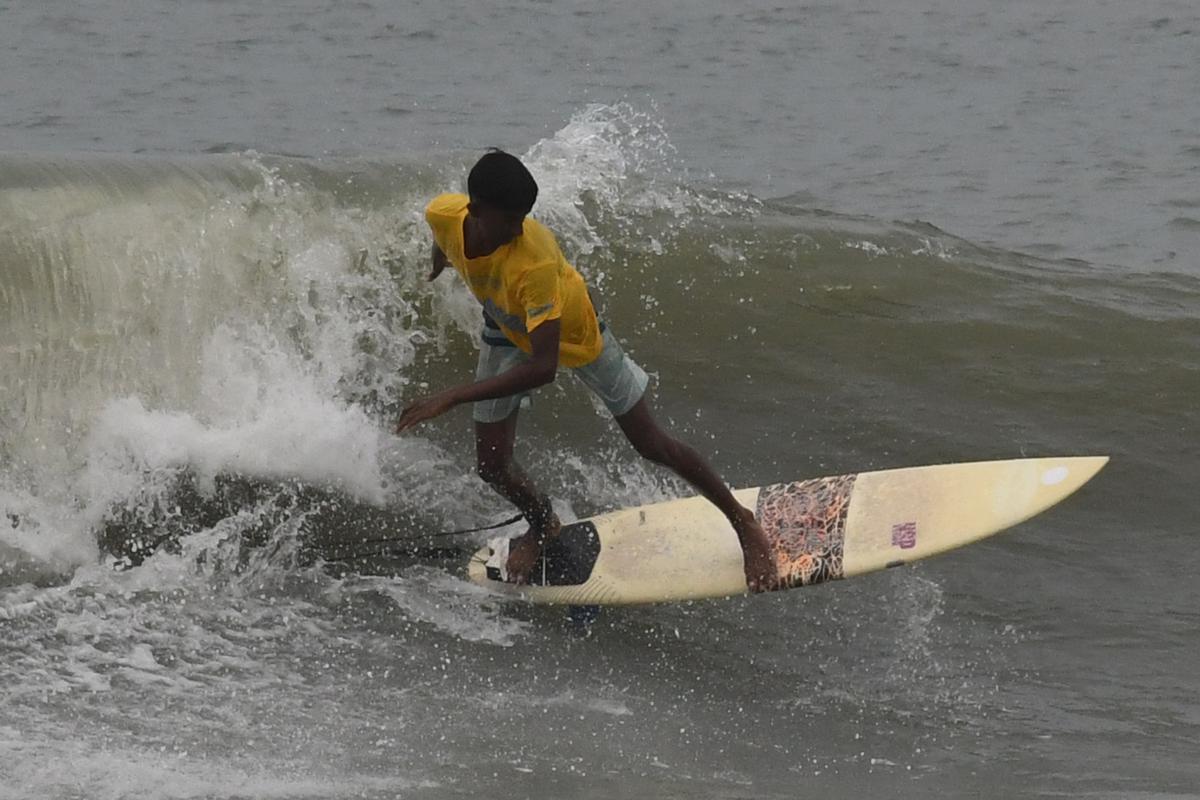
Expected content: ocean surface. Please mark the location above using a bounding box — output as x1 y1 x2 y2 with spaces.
1 2 1198 798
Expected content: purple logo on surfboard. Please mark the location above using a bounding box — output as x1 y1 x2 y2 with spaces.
891 521 917 550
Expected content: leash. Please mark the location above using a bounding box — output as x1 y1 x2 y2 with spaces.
320 512 525 563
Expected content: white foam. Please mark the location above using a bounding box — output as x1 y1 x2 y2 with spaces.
523 102 727 264
0 487 99 572
76 318 392 538
341 568 531 647
0 732 432 800
846 239 889 257
0 163 443 572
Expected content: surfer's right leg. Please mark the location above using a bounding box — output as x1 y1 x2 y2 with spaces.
472 337 560 584
474 415 561 583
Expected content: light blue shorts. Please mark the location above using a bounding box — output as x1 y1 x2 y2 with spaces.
472 326 650 423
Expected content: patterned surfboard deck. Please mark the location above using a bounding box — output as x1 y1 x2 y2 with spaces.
467 456 1108 605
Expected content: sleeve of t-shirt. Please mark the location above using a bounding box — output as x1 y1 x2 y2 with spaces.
518 261 563 333
423 194 459 254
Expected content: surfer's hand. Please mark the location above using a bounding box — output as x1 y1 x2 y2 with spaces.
429 242 449 281
395 390 457 433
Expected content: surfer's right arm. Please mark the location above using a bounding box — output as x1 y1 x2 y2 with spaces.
429 242 449 281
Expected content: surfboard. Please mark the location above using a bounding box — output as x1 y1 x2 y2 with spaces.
467 456 1107 605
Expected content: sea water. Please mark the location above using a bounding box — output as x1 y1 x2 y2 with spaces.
2 2 1198 798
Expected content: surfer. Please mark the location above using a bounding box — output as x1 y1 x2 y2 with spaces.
395 150 779 592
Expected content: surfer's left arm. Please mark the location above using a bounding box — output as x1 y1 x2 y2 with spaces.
395 320 560 432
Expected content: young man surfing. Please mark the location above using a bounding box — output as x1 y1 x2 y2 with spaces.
395 150 779 592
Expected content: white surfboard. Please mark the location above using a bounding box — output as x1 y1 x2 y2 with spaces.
467 456 1108 605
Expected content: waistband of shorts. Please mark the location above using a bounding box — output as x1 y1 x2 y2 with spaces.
482 313 606 347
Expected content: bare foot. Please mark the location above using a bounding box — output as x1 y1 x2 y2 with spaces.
506 516 562 585
733 508 779 593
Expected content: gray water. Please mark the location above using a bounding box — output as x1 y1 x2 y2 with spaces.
1 2 1198 799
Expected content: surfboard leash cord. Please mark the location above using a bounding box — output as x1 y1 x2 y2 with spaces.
321 512 526 562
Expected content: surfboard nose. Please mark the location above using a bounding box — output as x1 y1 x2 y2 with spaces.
1036 455 1108 497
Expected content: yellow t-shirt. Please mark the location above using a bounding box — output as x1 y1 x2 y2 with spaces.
424 193 603 368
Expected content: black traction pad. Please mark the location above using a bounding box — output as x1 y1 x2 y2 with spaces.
485 520 601 586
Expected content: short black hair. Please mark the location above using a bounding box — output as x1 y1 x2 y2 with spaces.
467 149 538 215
